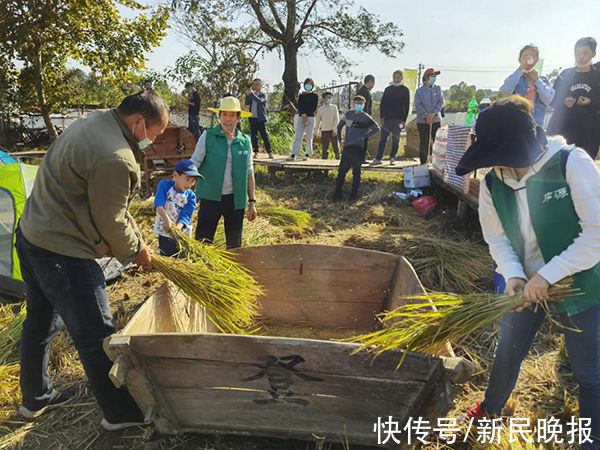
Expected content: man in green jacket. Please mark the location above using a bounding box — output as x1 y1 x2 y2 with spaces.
16 91 168 430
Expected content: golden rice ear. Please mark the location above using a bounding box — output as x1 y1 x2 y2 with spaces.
150 228 262 335
342 283 580 368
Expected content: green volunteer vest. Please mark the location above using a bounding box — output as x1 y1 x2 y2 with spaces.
195 125 251 210
487 148 600 316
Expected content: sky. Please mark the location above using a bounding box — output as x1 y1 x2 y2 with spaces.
144 0 600 92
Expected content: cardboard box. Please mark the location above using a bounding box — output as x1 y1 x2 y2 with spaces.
403 165 431 188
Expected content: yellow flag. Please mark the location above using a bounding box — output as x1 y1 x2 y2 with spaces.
403 69 419 113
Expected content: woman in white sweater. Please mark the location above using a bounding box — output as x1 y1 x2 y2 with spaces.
314 92 340 159
455 95 600 448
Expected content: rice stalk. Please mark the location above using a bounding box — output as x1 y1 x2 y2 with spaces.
129 198 154 218
0 363 20 407
345 281 578 368
214 216 284 248
259 206 314 237
150 229 263 334
344 229 493 292
0 304 26 365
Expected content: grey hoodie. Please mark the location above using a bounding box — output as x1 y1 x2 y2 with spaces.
337 110 380 148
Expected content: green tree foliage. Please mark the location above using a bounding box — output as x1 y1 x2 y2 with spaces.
0 0 169 140
170 7 259 108
170 0 403 112
446 82 476 112
443 82 503 112
0 63 21 120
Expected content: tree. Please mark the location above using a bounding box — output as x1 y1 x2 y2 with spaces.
171 0 403 112
475 89 488 102
169 7 259 108
443 82 476 112
0 0 169 141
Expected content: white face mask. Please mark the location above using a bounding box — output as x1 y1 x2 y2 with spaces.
133 120 152 150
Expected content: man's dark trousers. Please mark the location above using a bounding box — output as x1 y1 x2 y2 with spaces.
335 145 363 198
249 118 272 155
417 122 440 165
15 227 142 423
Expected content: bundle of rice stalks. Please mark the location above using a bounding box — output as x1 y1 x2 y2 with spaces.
0 304 26 364
129 198 155 218
346 281 578 367
260 206 314 237
214 216 284 248
403 234 493 293
0 363 20 407
344 228 493 292
150 229 262 334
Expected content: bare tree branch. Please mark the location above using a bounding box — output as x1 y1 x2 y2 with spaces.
285 0 297 39
247 0 284 41
266 0 286 33
294 0 317 42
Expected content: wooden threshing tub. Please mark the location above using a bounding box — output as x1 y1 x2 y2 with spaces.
104 244 472 446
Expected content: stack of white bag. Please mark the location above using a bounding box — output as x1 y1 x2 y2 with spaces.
445 125 472 189
431 126 447 177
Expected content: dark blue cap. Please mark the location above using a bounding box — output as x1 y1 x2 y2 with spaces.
174 159 202 178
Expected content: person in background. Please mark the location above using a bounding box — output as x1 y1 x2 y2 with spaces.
15 91 166 431
469 96 492 145
153 160 201 257
245 78 273 159
185 82 201 139
500 44 554 127
455 95 600 449
372 70 410 166
224 83 239 98
333 95 380 202
191 97 257 249
289 78 318 160
143 79 153 91
548 37 600 160
357 74 375 162
225 83 242 131
314 92 340 159
414 68 444 165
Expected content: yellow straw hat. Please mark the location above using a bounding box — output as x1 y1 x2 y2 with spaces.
208 96 253 118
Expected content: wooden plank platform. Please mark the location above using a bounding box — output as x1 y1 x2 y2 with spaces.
430 171 480 210
253 153 418 178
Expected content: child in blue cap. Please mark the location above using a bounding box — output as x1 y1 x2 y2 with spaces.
153 159 202 256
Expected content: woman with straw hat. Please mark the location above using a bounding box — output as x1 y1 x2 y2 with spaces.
191 96 257 249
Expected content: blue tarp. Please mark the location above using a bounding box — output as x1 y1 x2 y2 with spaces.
0 150 16 165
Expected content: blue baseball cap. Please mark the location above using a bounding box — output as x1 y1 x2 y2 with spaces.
174 159 202 178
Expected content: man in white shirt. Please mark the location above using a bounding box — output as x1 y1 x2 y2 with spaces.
314 92 340 159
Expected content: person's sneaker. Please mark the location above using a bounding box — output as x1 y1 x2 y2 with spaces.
101 417 149 431
300 156 309 161
389 158 396 165
370 159 382 166
466 402 487 421
18 389 75 419
268 153 274 159
285 155 296 161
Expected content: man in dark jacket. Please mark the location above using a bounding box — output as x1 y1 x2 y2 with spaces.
185 82 201 139
356 75 375 162
245 78 273 158
372 70 410 165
